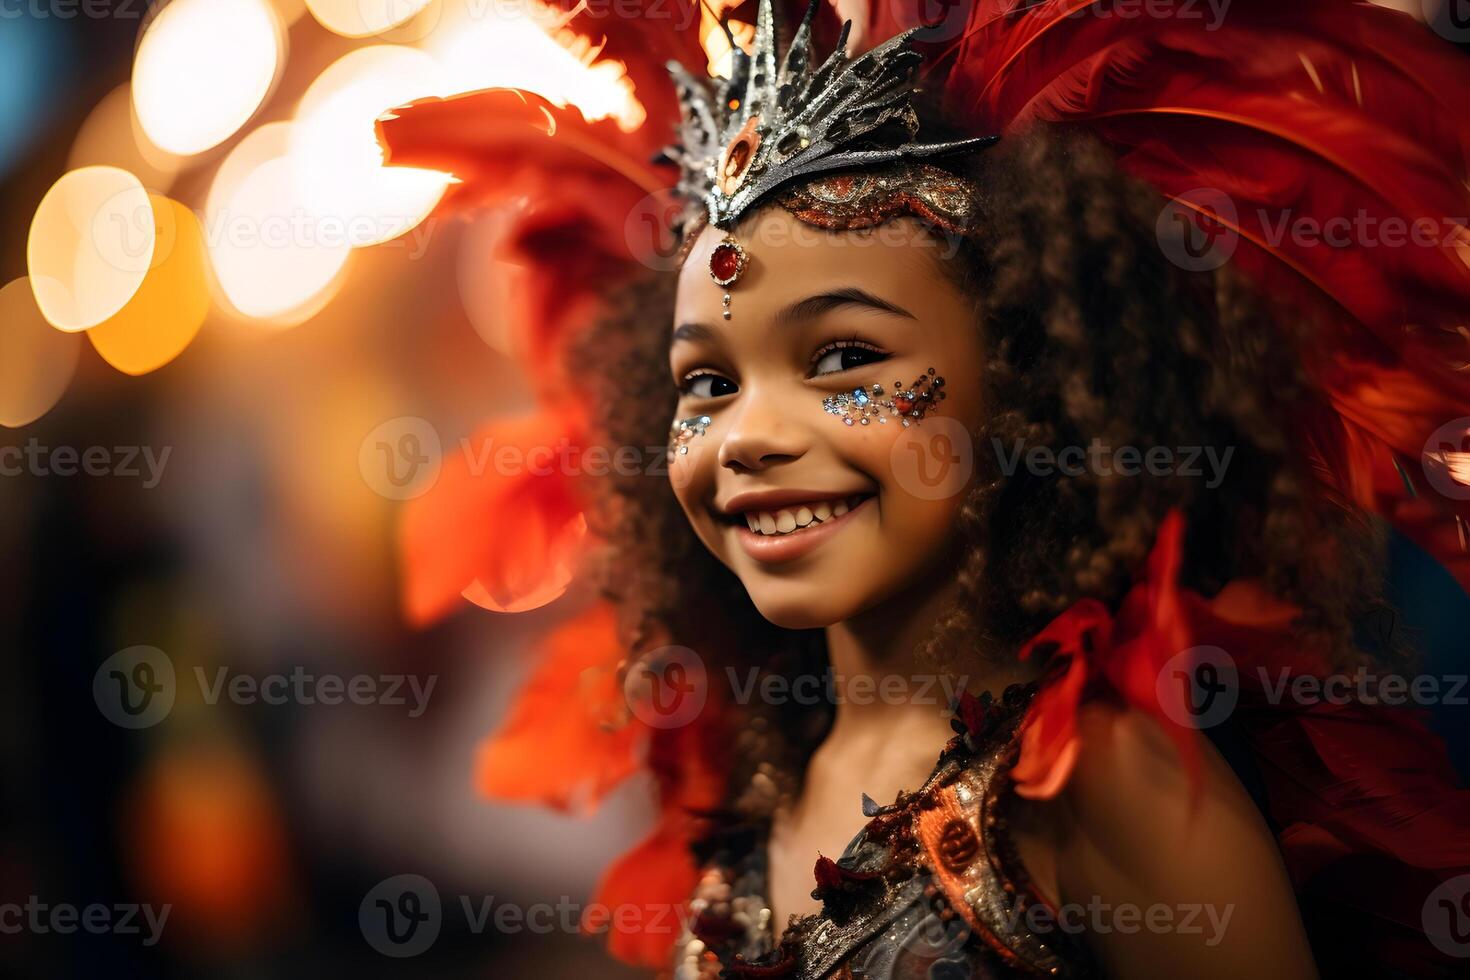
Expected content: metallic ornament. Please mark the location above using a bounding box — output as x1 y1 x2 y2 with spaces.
823 368 946 427
668 414 713 460
708 235 748 320
663 0 996 236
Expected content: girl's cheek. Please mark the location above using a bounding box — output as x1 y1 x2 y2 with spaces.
666 414 718 498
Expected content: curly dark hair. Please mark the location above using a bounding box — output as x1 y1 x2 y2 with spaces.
573 124 1391 808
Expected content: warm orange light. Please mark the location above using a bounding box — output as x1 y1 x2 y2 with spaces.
69 84 182 194
0 278 83 428
133 0 283 156
305 0 435 37
420 0 643 131
87 196 211 376
291 46 451 248
27 166 155 332
700 9 755 80
205 123 351 325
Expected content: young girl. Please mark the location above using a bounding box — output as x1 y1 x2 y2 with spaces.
381 1 1470 976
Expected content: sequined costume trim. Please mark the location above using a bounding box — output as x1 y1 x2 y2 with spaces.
670 684 1094 980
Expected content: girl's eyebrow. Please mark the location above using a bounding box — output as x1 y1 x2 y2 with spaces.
670 287 915 349
775 287 917 328
671 322 714 346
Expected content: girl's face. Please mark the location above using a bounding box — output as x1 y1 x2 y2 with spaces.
668 207 985 629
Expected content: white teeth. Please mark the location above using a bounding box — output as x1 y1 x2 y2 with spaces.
741 496 867 535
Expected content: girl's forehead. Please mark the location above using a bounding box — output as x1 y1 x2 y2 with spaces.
674 210 948 320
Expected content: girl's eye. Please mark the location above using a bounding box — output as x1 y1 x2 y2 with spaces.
811 341 890 377
682 373 739 398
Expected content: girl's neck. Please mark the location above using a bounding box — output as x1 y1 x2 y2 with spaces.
820 576 1037 749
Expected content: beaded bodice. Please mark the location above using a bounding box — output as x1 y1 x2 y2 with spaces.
670 684 1094 980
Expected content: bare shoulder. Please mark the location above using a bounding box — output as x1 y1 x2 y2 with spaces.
1018 701 1319 980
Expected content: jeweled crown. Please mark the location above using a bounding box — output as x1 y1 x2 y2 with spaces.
664 0 995 235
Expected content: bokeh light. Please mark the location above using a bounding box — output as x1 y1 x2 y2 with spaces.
305 0 435 38
133 0 284 156
69 84 182 194
27 166 155 332
421 0 643 131
205 123 351 324
0 278 83 428
291 45 452 248
88 195 212 376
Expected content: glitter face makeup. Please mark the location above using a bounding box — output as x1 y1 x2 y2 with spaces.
668 414 713 460
822 368 946 427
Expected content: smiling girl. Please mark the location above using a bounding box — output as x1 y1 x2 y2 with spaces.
379 1 1470 977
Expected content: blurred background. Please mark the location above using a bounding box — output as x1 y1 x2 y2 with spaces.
1 0 1467 977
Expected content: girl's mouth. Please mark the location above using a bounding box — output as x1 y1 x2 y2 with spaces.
725 494 876 563
735 494 871 536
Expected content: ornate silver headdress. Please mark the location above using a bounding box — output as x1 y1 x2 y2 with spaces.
662 0 996 314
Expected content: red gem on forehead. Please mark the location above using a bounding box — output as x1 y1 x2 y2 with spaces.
709 238 746 286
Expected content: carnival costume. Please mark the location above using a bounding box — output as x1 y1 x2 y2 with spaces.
376 2 1470 975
